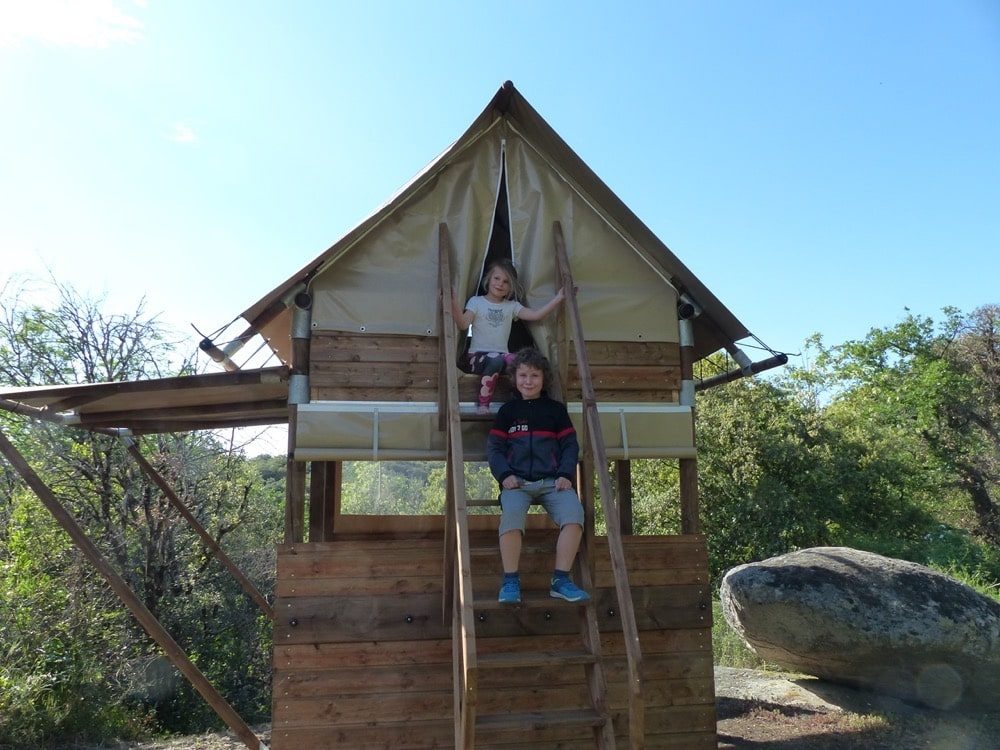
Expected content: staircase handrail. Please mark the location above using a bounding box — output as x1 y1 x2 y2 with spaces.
438 223 479 748
553 220 645 748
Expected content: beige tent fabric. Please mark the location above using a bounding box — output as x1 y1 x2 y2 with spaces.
310 128 504 335
506 134 678 348
238 82 752 364
294 401 696 462
308 125 678 349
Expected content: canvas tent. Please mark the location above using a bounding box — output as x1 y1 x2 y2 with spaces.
240 81 750 368
210 81 776 465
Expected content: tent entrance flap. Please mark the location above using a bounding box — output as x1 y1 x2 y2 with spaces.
458 140 536 366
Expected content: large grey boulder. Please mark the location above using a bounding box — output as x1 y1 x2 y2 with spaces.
720 547 1000 710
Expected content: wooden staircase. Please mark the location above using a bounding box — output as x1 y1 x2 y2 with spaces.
437 223 644 749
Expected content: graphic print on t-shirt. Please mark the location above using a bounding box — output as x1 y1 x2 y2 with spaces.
486 306 506 328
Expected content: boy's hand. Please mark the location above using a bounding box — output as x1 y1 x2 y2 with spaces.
555 477 572 491
502 475 522 490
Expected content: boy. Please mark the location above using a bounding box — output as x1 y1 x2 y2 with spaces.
486 347 590 604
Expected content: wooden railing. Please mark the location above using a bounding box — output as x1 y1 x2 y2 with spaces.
554 220 645 748
438 224 479 749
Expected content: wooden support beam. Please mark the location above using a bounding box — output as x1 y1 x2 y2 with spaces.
308 461 327 543
82 399 290 426
679 459 700 535
615 460 634 536
0 430 263 750
308 461 341 543
124 439 274 621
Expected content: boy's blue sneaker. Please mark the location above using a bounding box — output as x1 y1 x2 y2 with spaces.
498 577 521 604
549 577 590 602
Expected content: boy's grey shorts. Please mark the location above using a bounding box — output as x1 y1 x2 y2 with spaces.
498 477 585 536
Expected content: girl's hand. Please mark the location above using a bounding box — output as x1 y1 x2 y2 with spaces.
502 475 522 490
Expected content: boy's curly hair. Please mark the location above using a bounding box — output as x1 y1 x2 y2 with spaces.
508 346 552 388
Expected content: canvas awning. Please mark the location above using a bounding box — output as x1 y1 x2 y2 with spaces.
0 367 289 434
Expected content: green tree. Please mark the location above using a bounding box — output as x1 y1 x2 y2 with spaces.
811 307 1000 550
630 351 938 584
0 282 280 741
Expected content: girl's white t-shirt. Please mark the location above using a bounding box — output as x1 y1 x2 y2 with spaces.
465 296 524 353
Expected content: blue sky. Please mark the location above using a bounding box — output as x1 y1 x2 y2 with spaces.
1 0 998 369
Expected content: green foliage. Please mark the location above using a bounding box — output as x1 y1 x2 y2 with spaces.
632 307 1000 593
0 283 282 743
336 460 497 517
710 600 770 670
688 374 932 582
0 492 151 744
628 460 680 535
340 461 437 514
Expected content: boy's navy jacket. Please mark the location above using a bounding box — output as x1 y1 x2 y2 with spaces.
487 394 579 485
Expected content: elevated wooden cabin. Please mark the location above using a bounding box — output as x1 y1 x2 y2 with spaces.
0 82 784 749
243 81 780 749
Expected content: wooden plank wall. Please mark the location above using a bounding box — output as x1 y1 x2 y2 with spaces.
567 340 681 403
271 532 716 749
310 332 681 404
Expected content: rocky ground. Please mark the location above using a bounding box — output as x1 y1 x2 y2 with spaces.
714 667 999 749
37 667 1000 750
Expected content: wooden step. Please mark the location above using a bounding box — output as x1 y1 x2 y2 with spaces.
467 498 499 507
477 649 596 670
476 707 606 732
473 593 588 611
469 542 554 557
458 411 495 423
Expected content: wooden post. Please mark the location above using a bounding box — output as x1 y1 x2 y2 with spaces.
307 461 340 541
0 431 262 750
679 459 699 534
615 460 634 536
284 412 306 543
308 461 327 542
124 439 273 621
324 461 341 540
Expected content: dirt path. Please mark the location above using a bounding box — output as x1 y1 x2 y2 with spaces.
715 667 999 749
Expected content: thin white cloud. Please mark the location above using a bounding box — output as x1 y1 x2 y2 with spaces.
0 0 144 49
168 122 197 144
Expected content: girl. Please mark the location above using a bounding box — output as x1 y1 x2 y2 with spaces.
452 259 564 413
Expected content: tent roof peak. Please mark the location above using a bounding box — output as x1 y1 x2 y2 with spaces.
227 82 756 363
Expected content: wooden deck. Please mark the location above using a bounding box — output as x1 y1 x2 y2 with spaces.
271 531 717 748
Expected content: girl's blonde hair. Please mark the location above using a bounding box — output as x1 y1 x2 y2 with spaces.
480 259 524 301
